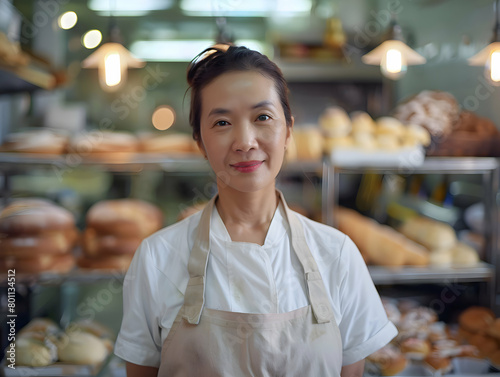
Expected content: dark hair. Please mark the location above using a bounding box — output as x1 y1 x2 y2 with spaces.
186 44 292 141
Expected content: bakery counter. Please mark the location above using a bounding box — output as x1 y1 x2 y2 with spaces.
369 262 494 285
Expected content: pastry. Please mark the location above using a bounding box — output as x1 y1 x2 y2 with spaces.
14 336 58 367
352 133 377 150
82 228 141 256
323 136 353 152
375 134 400 150
0 231 77 257
400 338 431 359
428 249 453 266
376 117 405 138
393 90 460 140
367 345 408 376
77 254 134 272
68 131 139 160
405 124 431 146
458 306 495 334
0 253 75 274
424 352 452 373
452 242 479 266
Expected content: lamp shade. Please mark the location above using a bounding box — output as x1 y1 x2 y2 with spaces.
82 42 145 91
362 40 426 80
468 42 500 86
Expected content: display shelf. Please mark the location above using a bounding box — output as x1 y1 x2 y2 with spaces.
368 262 495 285
1 263 494 287
0 153 323 174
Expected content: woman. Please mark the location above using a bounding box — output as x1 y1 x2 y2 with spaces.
114 45 397 377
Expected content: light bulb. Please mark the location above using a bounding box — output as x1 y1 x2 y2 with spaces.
381 48 407 80
104 53 121 87
485 49 500 86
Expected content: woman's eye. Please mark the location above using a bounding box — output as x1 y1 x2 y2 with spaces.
215 120 229 126
257 114 271 121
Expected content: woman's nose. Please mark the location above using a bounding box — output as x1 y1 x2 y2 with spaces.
233 123 258 152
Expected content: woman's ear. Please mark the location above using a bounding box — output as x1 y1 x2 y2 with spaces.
285 116 294 146
197 138 207 159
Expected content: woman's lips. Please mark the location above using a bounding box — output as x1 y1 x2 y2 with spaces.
230 160 264 173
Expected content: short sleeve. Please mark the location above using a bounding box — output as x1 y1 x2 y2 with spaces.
337 236 398 365
114 240 163 367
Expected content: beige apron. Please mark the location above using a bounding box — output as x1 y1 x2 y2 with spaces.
158 192 343 377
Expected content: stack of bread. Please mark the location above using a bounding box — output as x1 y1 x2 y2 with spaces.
138 132 200 155
319 106 431 154
399 216 480 267
368 300 490 376
79 199 163 271
11 317 112 367
67 131 139 161
286 127 323 161
336 207 429 266
0 199 77 274
393 90 500 156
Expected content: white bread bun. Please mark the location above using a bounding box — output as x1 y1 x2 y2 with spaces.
376 134 400 150
428 249 453 266
292 127 323 160
14 337 57 367
57 332 108 365
352 133 377 150
351 111 376 134
406 124 431 146
323 136 353 152
376 117 405 137
319 106 351 137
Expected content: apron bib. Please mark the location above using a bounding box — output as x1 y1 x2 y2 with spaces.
158 192 343 377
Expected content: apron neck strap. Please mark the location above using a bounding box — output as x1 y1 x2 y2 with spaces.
183 191 334 325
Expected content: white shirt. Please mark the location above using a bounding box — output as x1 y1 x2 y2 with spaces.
114 201 397 367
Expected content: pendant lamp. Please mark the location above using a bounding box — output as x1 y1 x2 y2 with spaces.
82 13 144 92
468 0 500 86
362 16 426 80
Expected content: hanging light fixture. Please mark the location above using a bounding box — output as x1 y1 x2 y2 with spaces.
362 16 426 80
468 0 500 86
81 4 145 92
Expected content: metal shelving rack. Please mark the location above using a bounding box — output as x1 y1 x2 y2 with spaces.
322 156 500 309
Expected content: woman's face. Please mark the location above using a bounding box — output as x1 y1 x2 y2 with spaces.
198 70 292 193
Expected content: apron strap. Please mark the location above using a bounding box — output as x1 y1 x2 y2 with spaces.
277 191 334 324
182 195 217 325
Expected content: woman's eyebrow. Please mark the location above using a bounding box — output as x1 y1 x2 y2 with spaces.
208 108 230 116
252 100 273 109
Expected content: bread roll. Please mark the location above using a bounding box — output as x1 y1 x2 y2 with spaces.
351 111 376 134
86 199 163 239
376 117 405 137
0 253 75 274
57 332 108 365
428 249 453 266
399 216 456 250
0 130 68 154
14 337 57 367
0 231 76 257
82 228 141 256
452 242 479 266
323 136 353 152
367 345 407 376
139 133 197 154
458 306 495 334
77 254 134 272
0 199 76 236
292 128 323 160
319 106 351 137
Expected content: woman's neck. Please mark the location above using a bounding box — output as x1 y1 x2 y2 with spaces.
215 184 279 245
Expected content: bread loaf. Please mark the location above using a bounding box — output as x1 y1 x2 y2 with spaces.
399 216 456 250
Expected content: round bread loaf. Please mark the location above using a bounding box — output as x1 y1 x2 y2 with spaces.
319 106 351 137
0 253 75 274
82 228 141 256
399 216 456 250
57 332 108 365
0 199 75 236
0 230 77 257
458 306 495 334
14 337 57 367
350 111 376 134
86 199 163 239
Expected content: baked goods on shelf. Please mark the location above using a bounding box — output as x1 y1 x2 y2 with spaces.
0 130 68 154
0 199 78 273
8 317 113 368
67 131 139 161
138 132 199 154
79 199 163 271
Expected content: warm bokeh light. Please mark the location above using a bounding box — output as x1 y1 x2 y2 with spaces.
152 106 176 130
83 30 102 49
490 51 500 83
104 53 121 87
385 49 402 74
58 11 78 30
